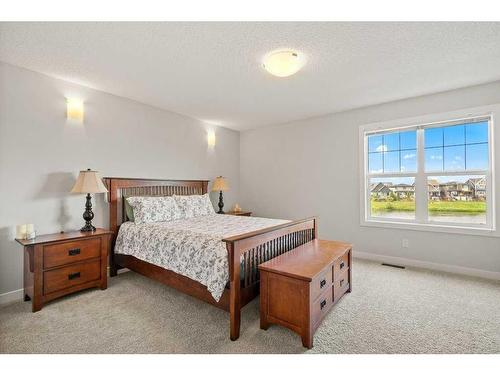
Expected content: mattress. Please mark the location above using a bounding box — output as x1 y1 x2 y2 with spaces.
114 214 289 301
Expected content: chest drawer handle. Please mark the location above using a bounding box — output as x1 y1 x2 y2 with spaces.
68 272 81 280
68 248 81 256
340 261 345 270
320 279 326 288
320 299 327 310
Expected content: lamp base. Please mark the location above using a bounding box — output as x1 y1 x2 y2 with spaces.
81 193 96 232
80 223 96 232
217 190 225 214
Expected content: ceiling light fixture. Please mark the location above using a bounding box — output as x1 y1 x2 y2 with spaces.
262 50 306 78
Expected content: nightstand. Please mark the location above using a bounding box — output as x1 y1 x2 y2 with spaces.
224 211 252 216
16 228 112 312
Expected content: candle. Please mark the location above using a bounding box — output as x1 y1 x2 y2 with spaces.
16 224 27 240
16 224 35 240
25 224 36 240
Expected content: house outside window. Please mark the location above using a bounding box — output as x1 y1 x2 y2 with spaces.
360 108 495 234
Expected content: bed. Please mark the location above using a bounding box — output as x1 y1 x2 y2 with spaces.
104 177 317 340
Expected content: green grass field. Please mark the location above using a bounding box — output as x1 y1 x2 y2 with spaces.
371 199 486 215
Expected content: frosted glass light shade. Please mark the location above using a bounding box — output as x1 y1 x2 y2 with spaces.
262 50 306 77
207 130 216 147
212 176 229 192
71 169 108 194
67 98 84 121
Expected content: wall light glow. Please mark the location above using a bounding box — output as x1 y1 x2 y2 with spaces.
66 98 84 122
207 130 216 148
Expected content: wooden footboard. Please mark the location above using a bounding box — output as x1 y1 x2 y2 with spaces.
223 217 317 340
103 177 317 341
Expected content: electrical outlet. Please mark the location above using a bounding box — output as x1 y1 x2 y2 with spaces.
402 239 409 248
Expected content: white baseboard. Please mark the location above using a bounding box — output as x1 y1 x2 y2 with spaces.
0 288 24 305
354 250 500 281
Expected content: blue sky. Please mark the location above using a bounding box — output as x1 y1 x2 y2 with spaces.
368 121 488 175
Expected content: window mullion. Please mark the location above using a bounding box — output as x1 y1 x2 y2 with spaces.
415 128 427 223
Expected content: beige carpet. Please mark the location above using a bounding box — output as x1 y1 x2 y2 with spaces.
1 258 499 354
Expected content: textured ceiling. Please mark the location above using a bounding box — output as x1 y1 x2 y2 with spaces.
1 22 500 130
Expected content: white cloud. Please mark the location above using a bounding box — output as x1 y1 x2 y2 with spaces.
376 144 388 152
403 153 415 160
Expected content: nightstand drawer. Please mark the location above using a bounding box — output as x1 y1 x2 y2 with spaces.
43 259 101 295
43 238 101 269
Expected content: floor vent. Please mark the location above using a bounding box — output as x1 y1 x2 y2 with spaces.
381 263 406 269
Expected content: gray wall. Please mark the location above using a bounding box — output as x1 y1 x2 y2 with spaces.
0 62 240 295
240 81 500 274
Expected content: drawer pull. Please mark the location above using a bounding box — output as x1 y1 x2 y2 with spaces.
320 299 326 310
340 279 344 287
68 248 81 256
320 279 326 288
340 261 345 270
68 272 81 280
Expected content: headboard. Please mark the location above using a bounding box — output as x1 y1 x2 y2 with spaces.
103 177 209 240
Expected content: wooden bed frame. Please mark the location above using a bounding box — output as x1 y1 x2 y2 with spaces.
103 177 317 341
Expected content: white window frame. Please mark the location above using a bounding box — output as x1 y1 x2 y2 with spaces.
359 105 496 236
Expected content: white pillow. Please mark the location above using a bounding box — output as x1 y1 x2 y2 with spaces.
126 196 180 224
173 194 215 219
198 194 216 216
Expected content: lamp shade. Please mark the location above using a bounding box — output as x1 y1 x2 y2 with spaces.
70 169 108 194
211 176 229 192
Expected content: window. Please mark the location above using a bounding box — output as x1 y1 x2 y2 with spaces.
361 113 494 233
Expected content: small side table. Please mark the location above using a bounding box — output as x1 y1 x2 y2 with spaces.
16 228 112 312
223 211 252 217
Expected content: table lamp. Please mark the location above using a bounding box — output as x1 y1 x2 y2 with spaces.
212 176 229 214
70 169 108 231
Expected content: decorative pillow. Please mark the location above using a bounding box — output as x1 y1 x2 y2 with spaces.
124 198 135 222
126 196 180 224
173 194 215 219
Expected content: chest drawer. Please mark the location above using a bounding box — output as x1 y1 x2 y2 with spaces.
333 269 349 303
332 251 349 280
311 285 333 327
43 238 101 269
43 259 101 295
311 267 333 302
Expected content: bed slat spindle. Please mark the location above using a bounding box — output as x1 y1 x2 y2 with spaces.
238 227 316 290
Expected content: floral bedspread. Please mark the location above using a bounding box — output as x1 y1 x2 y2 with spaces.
114 214 289 301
